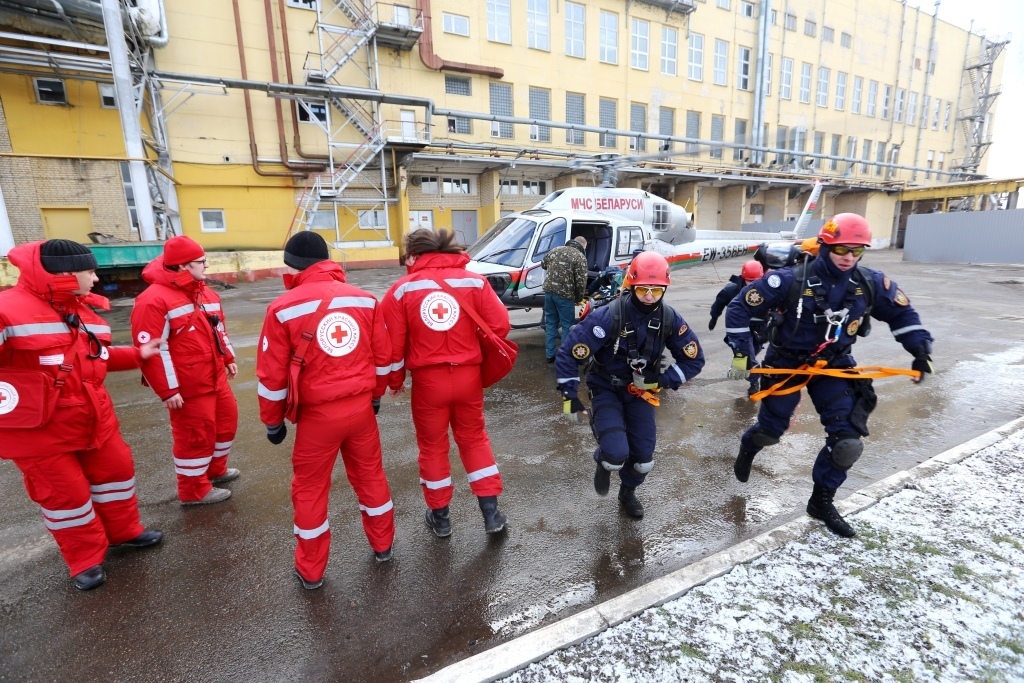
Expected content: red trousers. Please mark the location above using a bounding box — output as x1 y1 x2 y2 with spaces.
169 379 238 502
291 394 394 582
410 364 503 510
12 430 145 576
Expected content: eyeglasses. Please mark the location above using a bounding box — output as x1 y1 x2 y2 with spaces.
634 286 666 297
831 245 866 257
190 259 208 266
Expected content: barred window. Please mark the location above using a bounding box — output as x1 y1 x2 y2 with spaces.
733 118 747 160
685 110 700 155
566 92 585 145
489 82 513 138
599 98 617 148
445 75 471 96
659 107 675 155
529 87 551 142
630 102 647 151
830 134 841 171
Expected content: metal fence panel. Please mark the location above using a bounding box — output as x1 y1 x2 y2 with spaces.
904 209 1024 264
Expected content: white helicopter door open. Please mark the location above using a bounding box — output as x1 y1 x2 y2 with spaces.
520 216 568 299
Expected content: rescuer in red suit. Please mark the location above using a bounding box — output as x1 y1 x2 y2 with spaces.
256 231 396 590
0 240 164 590
381 229 512 538
131 236 239 505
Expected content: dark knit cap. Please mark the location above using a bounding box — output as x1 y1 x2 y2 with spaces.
39 239 98 274
284 231 330 270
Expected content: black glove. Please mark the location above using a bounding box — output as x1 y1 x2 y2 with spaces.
372 398 381 415
708 316 718 330
567 397 586 413
911 355 933 382
266 423 287 445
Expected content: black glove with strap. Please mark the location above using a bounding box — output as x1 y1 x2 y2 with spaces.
563 397 586 414
911 355 933 382
372 398 381 415
266 423 287 445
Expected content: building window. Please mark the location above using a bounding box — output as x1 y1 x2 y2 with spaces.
775 126 788 164
420 176 439 194
688 33 704 81
443 177 473 194
713 39 728 86
630 102 647 151
908 92 918 126
358 209 387 228
297 101 328 123
631 18 649 70
565 3 585 58
881 85 892 120
894 88 905 123
840 32 852 48
119 162 139 231
499 180 519 195
286 0 316 9
926 150 934 179
522 180 547 195
716 0 730 8
739 1 754 17
861 139 872 173
308 209 336 231
845 137 857 173
599 98 617 148
830 134 841 171
937 152 945 172
489 82 513 138
733 119 748 160
529 87 551 142
852 76 863 114
486 0 511 44
764 53 773 96
866 80 878 117
566 92 585 145
875 142 886 176
784 13 796 31
709 116 725 160
527 0 550 50
599 11 618 64
816 67 830 107
685 110 700 155
443 12 470 36
661 26 678 76
822 26 834 43
659 107 675 155
780 57 793 100
944 102 952 132
737 46 752 90
932 98 941 130
835 72 847 110
447 116 471 134
200 209 226 233
34 78 66 105
799 62 812 104
770 9 777 25
920 95 930 128
99 84 117 109
812 131 824 169
804 19 816 37
444 75 471 96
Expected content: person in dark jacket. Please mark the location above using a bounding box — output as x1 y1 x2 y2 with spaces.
710 260 765 396
541 236 588 362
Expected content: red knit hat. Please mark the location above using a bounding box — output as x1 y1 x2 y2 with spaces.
163 236 205 266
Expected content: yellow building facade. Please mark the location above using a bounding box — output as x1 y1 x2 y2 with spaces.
0 0 1006 269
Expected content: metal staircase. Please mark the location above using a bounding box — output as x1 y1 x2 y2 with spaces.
953 36 1009 177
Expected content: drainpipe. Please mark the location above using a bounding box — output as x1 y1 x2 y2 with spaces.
416 0 504 78
751 0 772 165
912 0 940 182
277 0 329 161
883 0 907 175
231 0 307 178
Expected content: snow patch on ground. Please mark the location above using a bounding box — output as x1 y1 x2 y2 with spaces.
505 430 1024 682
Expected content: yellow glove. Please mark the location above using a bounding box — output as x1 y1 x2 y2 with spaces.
728 355 750 380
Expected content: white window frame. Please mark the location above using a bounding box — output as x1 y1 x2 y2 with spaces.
297 100 328 124
308 209 337 231
630 18 649 71
442 12 470 36
764 53 773 96
840 32 852 48
564 2 585 58
661 26 678 76
119 162 139 232
835 72 847 110
943 102 951 132
442 177 474 195
780 57 793 100
285 0 316 9
716 0 731 8
866 80 878 117
932 98 941 130
822 26 834 43
688 33 704 81
739 1 754 18
199 209 226 233
894 88 905 123
599 11 618 64
804 19 816 37
522 180 547 196
357 209 387 228
816 67 830 107
737 46 752 90
713 39 728 86
882 85 892 120
908 92 918 126
852 76 863 114
420 176 439 194
486 0 511 44
34 78 66 105
799 62 812 104
499 180 519 195
784 13 796 31
98 83 117 109
527 0 550 51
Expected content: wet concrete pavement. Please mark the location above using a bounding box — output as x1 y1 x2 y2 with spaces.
2 249 1024 682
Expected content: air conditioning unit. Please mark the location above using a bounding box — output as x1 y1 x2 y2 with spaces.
529 125 539 141
490 121 501 138
629 136 640 151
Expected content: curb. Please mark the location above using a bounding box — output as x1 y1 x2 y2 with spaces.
415 415 1024 683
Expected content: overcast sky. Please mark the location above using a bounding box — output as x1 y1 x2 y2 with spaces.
931 0 1024 178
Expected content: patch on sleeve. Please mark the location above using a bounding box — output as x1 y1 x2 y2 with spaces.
846 319 861 336
894 289 909 306
883 276 891 290
677 323 689 336
592 325 606 339
262 336 269 352
683 340 699 359
572 343 591 360
136 331 151 344
766 274 781 289
744 289 765 306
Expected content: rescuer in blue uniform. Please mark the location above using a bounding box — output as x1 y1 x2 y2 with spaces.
724 213 934 537
710 260 767 396
555 251 705 519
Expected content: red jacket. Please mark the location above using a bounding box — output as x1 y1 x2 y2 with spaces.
381 252 510 389
0 242 142 458
130 257 235 400
255 260 392 427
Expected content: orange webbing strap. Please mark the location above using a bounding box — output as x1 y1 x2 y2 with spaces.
627 383 661 407
748 362 921 402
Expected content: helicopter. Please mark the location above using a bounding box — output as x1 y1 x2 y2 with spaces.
465 163 823 326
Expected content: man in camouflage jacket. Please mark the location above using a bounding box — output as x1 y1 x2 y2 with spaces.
541 236 588 362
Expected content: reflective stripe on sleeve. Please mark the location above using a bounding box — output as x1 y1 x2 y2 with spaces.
557 377 578 384
167 303 196 320
891 324 925 337
393 280 440 300
391 359 405 372
329 296 376 309
725 327 751 334
159 319 179 390
203 303 222 312
375 365 391 375
276 300 322 323
87 325 112 336
419 477 453 490
294 520 329 539
466 465 500 483
359 499 394 517
257 382 288 401
444 278 484 289
669 363 686 383
43 510 96 530
4 322 71 337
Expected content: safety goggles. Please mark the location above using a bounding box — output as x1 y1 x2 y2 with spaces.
831 245 866 257
634 285 666 297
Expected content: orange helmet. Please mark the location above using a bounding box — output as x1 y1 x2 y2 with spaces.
818 213 872 247
740 260 764 281
624 251 671 287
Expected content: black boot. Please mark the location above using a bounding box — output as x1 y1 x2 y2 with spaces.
294 567 323 590
374 546 393 563
734 447 757 483
425 506 452 538
617 485 645 519
72 565 106 591
594 461 611 496
478 496 507 534
806 484 856 537
115 528 164 549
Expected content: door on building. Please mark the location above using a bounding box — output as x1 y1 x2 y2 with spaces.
409 210 433 231
451 210 478 246
392 4 411 25
40 207 93 243
400 110 417 142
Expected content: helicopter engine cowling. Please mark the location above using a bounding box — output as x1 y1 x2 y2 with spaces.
652 202 696 245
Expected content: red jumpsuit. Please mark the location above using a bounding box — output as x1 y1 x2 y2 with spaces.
381 251 511 510
256 260 395 582
0 242 147 576
130 258 238 502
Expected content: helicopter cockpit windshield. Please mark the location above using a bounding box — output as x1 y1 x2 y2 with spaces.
467 216 538 267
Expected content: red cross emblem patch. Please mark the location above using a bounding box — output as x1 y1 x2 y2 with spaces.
420 291 460 331
316 311 360 357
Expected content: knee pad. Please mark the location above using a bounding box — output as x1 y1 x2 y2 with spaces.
750 430 780 448
632 461 654 474
828 436 863 471
600 460 624 472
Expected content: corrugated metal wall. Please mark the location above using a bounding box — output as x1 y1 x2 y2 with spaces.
904 209 1024 263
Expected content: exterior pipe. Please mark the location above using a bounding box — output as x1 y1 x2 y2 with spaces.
230 0 306 178
751 0 771 165
913 0 940 182
277 0 328 161
416 0 503 78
